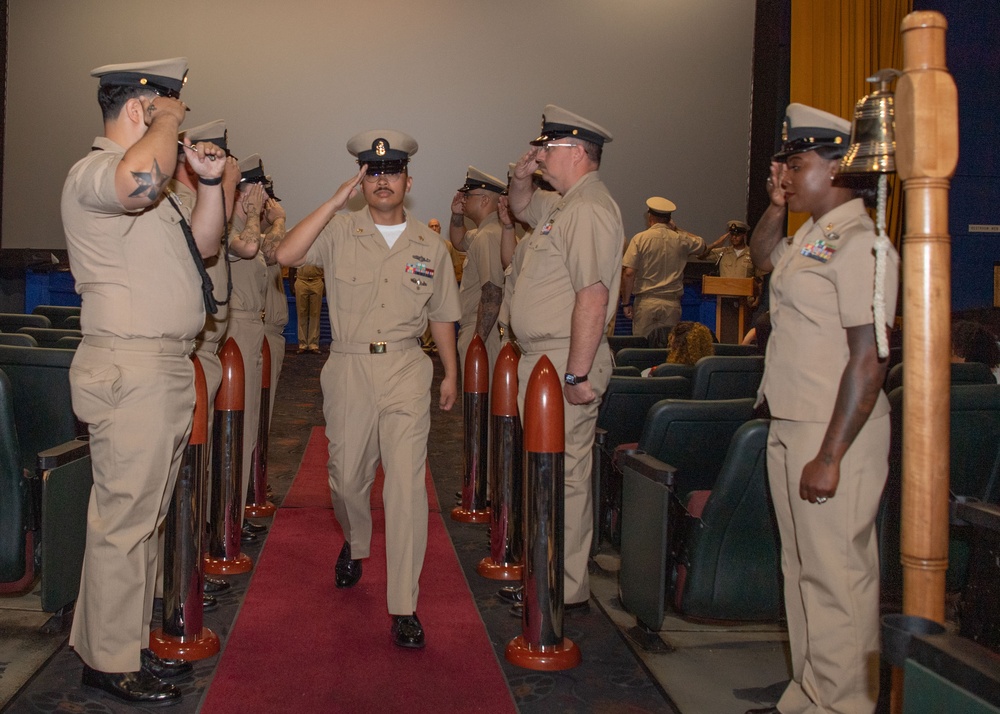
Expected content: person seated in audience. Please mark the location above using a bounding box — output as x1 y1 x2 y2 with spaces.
646 321 715 375
951 319 1000 380
741 310 772 355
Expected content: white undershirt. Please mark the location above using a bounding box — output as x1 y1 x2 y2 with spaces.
376 221 406 249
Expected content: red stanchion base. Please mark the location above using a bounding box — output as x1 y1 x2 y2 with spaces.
476 557 522 580
149 627 220 661
203 553 253 575
505 635 581 671
245 501 276 518
451 506 491 523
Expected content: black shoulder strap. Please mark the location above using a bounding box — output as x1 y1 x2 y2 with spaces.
166 194 221 315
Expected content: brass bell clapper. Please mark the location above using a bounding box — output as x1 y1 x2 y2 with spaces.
839 68 901 359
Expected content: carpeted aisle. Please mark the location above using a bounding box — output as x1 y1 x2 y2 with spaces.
200 427 517 714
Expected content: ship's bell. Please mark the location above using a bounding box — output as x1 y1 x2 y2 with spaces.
839 68 901 175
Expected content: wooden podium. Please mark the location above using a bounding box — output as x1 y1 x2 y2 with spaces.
701 276 754 343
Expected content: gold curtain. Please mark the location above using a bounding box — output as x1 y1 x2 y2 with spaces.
788 0 912 244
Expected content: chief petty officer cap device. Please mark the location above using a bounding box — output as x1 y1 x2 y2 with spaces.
347 130 418 177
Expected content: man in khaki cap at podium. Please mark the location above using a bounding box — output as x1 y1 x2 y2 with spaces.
62 57 225 704
621 197 707 343
504 104 625 614
276 129 460 649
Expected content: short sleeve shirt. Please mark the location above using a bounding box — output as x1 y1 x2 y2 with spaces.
510 172 624 343
303 207 460 343
713 246 755 279
759 198 900 422
263 263 289 330
61 137 205 339
622 223 706 300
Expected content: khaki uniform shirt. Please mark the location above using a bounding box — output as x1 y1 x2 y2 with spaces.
303 207 460 342
61 137 204 339
228 251 268 315
457 212 504 332
510 173 624 343
712 245 755 279
264 263 289 330
622 223 706 301
166 179 231 347
759 198 900 422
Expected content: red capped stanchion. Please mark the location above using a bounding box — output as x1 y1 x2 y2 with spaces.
246 338 276 518
452 334 491 523
150 356 221 660
204 338 253 575
477 343 523 580
505 355 581 670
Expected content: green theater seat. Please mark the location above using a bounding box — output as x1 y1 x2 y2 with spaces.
0 368 31 590
614 347 669 373
608 335 649 353
0 313 50 331
16 327 83 349
885 361 996 393
672 419 783 621
593 375 692 549
619 398 756 629
689 355 765 400
31 305 81 330
0 333 38 348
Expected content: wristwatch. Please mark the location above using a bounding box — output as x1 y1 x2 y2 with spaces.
564 373 588 386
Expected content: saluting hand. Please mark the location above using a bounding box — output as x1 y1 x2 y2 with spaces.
265 198 286 223
513 148 540 181
183 140 226 181
450 191 466 216
143 95 186 127
766 161 788 209
329 165 366 211
497 196 513 226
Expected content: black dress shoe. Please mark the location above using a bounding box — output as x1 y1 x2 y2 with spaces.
243 520 268 534
240 523 260 544
745 708 780 714
334 542 362 588
497 585 523 604
391 614 425 649
140 648 193 680
202 592 218 612
204 575 231 594
82 665 180 704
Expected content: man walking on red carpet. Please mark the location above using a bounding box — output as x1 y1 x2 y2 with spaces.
276 130 460 649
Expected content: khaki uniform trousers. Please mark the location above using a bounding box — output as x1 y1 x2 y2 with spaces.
226 313 264 516
196 343 223 521
264 327 285 419
767 414 888 714
68 339 195 672
631 294 681 339
320 345 432 615
516 342 612 605
295 278 324 348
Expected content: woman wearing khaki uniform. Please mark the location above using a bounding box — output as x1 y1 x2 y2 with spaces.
748 104 900 714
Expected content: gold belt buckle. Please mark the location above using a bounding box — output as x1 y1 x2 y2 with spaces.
370 341 387 354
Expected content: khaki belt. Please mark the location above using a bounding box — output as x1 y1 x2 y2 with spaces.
328 338 419 354
82 335 195 355
515 337 571 353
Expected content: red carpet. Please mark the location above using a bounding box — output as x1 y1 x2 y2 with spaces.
201 428 515 714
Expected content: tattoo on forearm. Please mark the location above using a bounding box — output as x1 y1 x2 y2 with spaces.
129 158 170 200
260 221 286 265
451 214 465 227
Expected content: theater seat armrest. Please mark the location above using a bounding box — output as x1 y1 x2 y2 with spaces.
37 438 90 471
622 452 676 488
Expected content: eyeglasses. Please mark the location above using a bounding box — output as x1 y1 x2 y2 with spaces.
538 142 579 152
363 171 405 183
